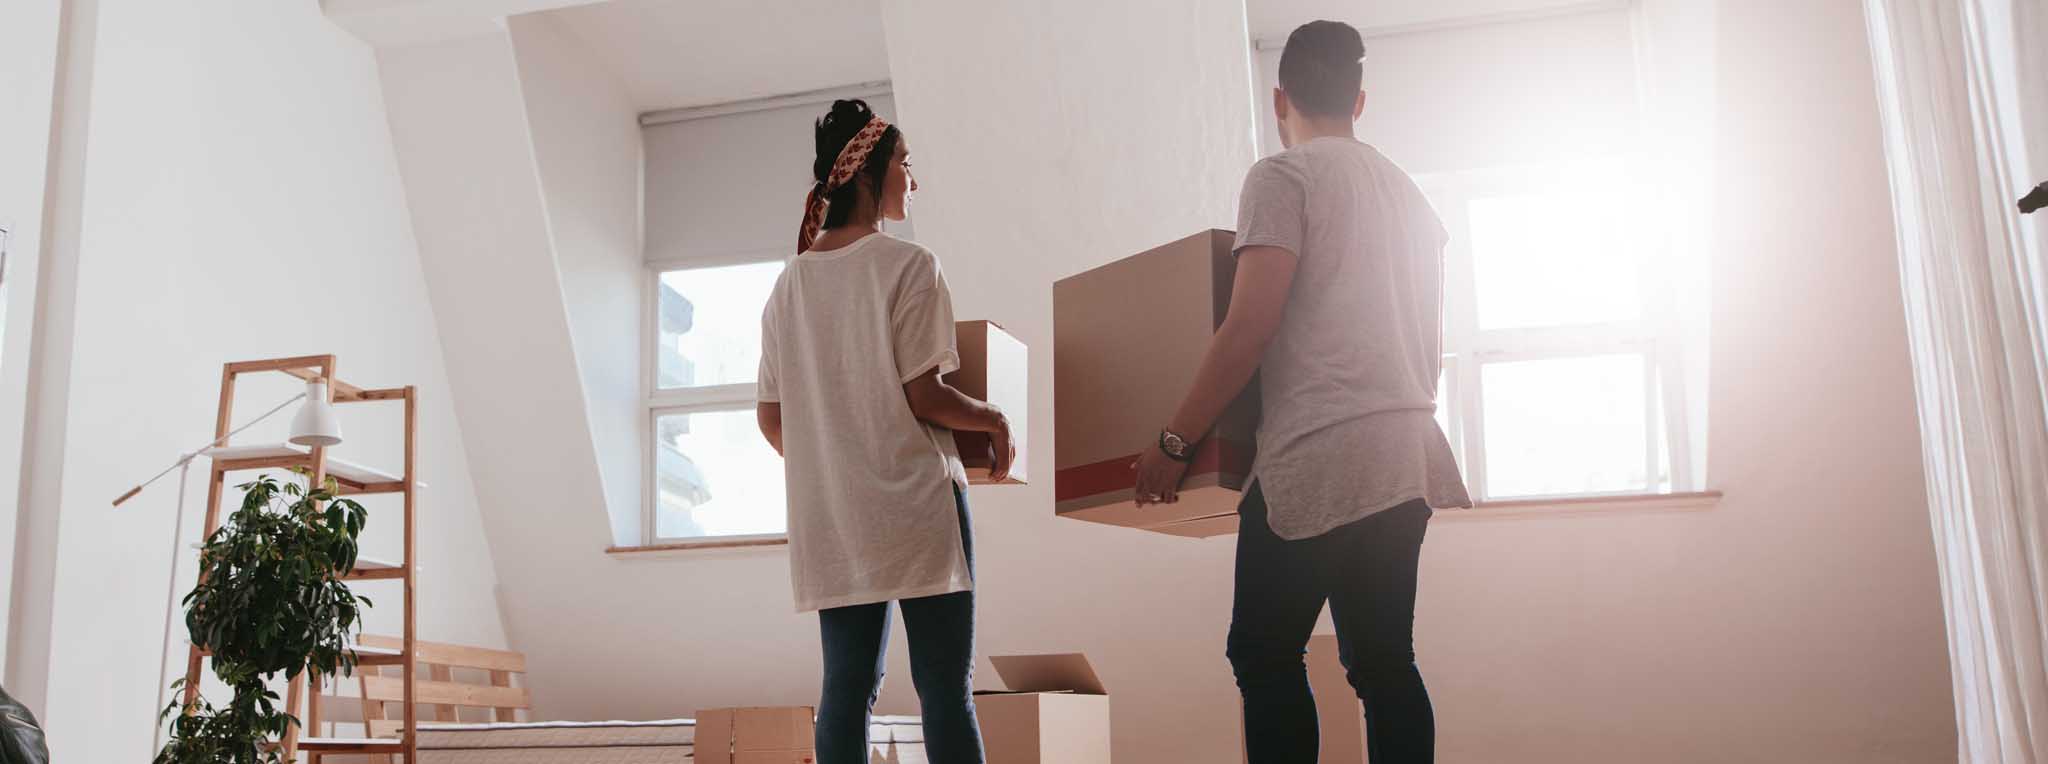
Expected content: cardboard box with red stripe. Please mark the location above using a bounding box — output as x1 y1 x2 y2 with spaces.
1052 229 1256 537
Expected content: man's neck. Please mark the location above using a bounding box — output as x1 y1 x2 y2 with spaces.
1289 116 1357 145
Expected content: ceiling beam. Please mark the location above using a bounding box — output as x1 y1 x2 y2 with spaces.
639 80 894 128
1251 0 1635 50
320 0 609 47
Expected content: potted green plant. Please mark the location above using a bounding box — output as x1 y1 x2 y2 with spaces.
156 474 371 764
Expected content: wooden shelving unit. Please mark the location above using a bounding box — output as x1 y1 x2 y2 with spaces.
178 354 420 762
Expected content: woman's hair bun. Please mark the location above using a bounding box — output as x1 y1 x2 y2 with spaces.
813 99 878 183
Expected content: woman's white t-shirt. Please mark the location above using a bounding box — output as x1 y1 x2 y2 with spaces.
757 232 971 612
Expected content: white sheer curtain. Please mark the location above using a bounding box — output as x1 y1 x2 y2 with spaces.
1865 1 2048 762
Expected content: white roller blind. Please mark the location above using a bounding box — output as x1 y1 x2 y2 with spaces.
643 94 906 264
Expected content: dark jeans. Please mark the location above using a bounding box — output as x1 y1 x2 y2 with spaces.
816 484 983 764
1228 482 1435 764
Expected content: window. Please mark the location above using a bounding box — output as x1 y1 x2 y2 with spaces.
646 258 788 542
1423 158 1696 501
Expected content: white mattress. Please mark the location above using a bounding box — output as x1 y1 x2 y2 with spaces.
381 716 926 764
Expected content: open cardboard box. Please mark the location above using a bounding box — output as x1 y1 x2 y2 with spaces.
946 320 1028 485
1053 229 1258 537
975 654 1111 764
696 706 817 764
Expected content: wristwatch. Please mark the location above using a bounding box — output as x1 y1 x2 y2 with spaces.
1158 429 1195 463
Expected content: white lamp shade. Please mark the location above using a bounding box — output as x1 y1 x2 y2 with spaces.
289 380 344 447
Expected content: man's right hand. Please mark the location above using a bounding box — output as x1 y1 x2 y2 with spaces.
988 414 1017 482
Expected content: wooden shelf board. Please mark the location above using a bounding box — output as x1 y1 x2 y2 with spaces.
203 444 423 491
190 641 406 666
294 737 407 753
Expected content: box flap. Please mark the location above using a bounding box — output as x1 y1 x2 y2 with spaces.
695 708 733 764
989 653 1106 695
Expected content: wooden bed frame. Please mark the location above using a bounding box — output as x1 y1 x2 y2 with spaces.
316 635 531 763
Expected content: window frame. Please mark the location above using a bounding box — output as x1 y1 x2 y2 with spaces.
642 250 793 545
1422 161 1696 502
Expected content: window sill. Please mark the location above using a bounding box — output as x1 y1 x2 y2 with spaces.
607 535 788 556
1440 490 1723 520
606 491 1725 555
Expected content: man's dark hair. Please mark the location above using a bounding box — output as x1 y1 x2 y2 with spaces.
1277 20 1365 117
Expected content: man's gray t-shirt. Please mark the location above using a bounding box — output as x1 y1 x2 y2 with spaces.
1234 137 1472 540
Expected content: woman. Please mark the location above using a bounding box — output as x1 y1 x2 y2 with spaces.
1132 21 1470 764
756 99 1015 764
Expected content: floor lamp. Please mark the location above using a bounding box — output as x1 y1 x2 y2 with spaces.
114 378 343 756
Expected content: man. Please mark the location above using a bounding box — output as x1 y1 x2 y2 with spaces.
1133 19 1472 764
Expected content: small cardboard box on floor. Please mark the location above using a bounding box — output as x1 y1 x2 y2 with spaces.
947 319 1029 485
1053 229 1258 537
695 706 816 764
976 654 1111 764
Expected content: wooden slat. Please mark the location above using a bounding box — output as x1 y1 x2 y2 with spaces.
429 665 458 722
361 675 529 711
403 386 419 763
355 635 527 673
296 738 406 754
213 454 315 473
308 669 325 764
279 365 366 401
183 367 238 713
191 643 402 666
364 719 468 738
340 566 406 582
335 480 408 496
281 672 306 755
227 355 335 374
351 649 408 667
490 671 518 722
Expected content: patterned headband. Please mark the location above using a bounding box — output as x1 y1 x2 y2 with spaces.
798 116 893 253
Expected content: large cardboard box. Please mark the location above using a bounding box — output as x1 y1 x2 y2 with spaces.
975 654 1111 764
1053 229 1258 536
946 320 1029 485
696 706 817 764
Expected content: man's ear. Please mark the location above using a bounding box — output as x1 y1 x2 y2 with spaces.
1352 90 1365 121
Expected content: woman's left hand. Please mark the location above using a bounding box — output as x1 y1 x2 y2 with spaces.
1133 442 1191 507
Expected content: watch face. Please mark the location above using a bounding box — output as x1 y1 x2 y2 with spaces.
1162 431 1190 456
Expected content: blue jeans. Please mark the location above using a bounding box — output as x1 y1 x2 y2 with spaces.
816 484 982 764
1227 482 1435 763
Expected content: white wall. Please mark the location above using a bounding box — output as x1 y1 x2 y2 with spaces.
0 0 68 678
340 1 1948 762
6 1 511 759
531 1 1941 762
508 13 647 546
878 4 1264 760
375 24 627 715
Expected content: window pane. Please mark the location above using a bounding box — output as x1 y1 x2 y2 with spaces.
1481 354 1648 498
1467 164 1640 330
1434 363 1460 471
657 261 784 389
654 409 786 538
